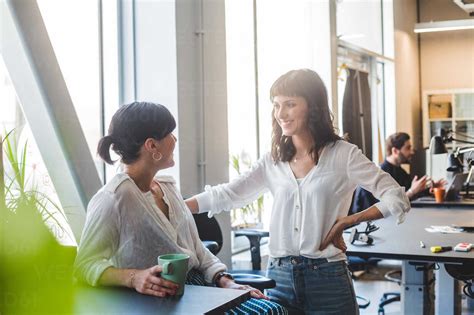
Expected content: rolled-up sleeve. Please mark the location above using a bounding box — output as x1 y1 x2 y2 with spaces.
74 192 120 286
196 154 269 218
347 146 410 224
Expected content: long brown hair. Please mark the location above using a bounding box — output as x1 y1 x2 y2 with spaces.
270 69 341 164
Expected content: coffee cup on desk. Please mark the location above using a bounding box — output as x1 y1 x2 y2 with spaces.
433 187 446 203
158 253 190 295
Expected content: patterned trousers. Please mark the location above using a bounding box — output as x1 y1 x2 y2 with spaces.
186 269 288 315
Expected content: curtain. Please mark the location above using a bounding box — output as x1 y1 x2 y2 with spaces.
342 68 373 160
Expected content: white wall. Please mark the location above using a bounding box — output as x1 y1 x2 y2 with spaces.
176 0 232 267
419 0 474 90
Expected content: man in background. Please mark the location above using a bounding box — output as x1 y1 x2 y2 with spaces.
350 132 445 214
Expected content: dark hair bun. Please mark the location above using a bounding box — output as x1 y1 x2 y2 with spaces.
97 102 176 165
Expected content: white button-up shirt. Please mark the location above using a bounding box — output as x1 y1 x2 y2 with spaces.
196 140 410 261
74 173 226 286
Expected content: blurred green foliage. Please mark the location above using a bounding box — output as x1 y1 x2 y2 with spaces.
1 131 75 314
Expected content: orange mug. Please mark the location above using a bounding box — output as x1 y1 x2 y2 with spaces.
433 187 445 203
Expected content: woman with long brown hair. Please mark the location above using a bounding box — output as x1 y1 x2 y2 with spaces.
186 69 410 314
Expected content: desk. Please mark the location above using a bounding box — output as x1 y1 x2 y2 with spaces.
346 207 474 315
411 197 474 208
74 284 250 315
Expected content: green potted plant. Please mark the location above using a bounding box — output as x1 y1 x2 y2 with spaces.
230 153 264 229
229 152 267 254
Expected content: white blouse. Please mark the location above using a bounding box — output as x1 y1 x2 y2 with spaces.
196 140 410 261
74 173 226 286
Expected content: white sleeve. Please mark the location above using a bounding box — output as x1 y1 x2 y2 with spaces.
346 145 411 224
183 209 226 284
195 155 269 218
73 192 120 286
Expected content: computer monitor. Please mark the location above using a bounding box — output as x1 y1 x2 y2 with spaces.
445 173 468 201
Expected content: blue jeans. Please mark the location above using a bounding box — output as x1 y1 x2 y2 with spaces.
266 256 359 315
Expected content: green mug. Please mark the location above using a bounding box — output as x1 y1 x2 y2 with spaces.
157 253 190 295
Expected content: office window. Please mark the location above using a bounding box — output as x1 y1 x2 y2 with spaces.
225 0 333 233
256 0 333 155
336 0 396 161
37 0 103 180
337 0 384 55
37 0 121 183
0 57 75 245
225 0 261 231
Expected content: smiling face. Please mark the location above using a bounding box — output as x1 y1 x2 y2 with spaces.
273 95 309 137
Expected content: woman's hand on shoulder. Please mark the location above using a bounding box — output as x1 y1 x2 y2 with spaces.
217 277 268 300
131 265 179 297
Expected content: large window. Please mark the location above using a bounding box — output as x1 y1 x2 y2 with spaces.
1 57 75 245
37 0 120 183
336 0 396 162
225 0 260 231
337 0 394 58
1 0 121 245
38 0 102 179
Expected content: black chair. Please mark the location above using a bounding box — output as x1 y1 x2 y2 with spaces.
193 213 276 291
445 263 474 299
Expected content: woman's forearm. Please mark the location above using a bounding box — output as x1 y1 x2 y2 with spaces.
185 198 199 214
98 267 137 288
345 205 383 226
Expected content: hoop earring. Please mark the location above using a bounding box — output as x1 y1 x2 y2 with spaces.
152 152 163 161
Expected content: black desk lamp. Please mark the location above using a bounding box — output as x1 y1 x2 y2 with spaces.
429 135 447 155
433 129 474 197
428 135 448 182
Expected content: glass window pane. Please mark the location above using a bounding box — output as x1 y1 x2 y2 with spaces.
337 0 383 55
256 0 333 156
1 57 75 246
101 0 121 183
37 0 103 180
456 93 474 118
225 0 263 238
382 0 394 58
225 0 258 168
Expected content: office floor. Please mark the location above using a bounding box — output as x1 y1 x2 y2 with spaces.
232 245 474 315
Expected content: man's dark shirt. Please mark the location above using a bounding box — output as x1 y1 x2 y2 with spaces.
350 159 411 214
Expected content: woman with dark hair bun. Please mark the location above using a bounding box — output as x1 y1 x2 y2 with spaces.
74 102 286 314
186 69 411 314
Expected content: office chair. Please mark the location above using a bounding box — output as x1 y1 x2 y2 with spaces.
193 213 276 291
445 263 474 299
346 256 376 310
377 270 401 315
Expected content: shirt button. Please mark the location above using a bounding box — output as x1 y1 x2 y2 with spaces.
294 227 299 232
295 205 300 210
